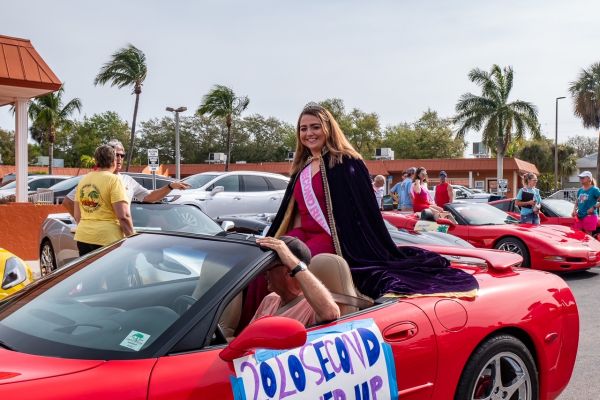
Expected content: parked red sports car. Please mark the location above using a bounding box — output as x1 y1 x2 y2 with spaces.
383 202 600 271
0 232 578 399
490 198 600 234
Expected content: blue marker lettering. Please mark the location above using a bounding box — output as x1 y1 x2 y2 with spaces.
260 362 277 398
314 341 336 382
357 328 381 367
287 354 307 392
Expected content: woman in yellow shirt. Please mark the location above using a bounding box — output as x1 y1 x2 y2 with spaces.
74 145 135 256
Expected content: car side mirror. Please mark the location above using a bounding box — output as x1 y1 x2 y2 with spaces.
220 220 235 231
220 316 306 362
210 186 224 196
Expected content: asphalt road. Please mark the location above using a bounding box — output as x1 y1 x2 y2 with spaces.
557 269 600 399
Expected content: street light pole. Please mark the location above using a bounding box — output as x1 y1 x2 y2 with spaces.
166 106 187 180
554 96 566 191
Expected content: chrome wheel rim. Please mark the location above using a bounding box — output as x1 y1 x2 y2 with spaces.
40 243 55 276
471 351 532 400
497 242 523 256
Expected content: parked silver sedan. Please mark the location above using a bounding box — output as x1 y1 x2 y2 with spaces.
38 202 228 276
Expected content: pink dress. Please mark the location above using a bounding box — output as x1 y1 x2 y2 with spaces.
412 187 431 212
286 170 336 256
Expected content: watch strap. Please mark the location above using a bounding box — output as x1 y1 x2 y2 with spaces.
289 261 308 277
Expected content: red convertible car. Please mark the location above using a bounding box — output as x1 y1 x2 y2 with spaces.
0 232 578 399
383 202 600 271
490 198 600 235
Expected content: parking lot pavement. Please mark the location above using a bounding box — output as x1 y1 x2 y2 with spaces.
557 269 600 399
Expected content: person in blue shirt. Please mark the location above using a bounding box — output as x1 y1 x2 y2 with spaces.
572 170 600 234
515 173 542 224
390 167 416 211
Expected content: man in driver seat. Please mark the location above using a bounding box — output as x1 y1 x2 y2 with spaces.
251 236 340 326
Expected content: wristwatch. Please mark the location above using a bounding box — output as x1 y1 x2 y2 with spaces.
289 261 308 277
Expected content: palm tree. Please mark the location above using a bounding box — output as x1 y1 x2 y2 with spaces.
454 65 540 179
28 86 82 174
197 85 249 171
94 44 147 172
569 62 600 180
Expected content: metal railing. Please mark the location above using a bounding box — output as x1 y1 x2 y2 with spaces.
28 189 54 204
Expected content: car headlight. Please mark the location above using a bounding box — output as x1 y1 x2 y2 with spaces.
2 257 27 289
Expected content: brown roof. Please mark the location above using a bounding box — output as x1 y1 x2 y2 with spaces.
0 166 90 177
0 35 61 106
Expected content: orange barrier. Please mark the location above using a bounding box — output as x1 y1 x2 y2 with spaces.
0 203 65 260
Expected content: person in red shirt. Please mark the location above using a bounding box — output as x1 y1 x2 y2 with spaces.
434 170 454 206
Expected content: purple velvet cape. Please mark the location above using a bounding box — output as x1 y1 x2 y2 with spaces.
267 155 479 298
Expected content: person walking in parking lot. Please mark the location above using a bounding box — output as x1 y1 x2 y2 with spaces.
63 139 190 216
516 173 542 225
434 170 454 207
73 145 134 256
572 171 600 234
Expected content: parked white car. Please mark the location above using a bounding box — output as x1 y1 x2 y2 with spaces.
452 184 492 202
168 171 289 218
0 175 71 199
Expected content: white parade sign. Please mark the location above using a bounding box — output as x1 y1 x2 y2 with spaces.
147 149 159 172
231 318 398 400
498 178 508 193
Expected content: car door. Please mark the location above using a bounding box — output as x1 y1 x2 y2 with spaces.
147 301 437 400
202 175 242 217
240 175 282 214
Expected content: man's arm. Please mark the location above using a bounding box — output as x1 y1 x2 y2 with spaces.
256 238 340 323
74 201 81 223
141 181 191 203
112 201 135 236
63 196 76 217
447 184 454 203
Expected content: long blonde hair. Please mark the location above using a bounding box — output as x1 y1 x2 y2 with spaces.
290 103 361 175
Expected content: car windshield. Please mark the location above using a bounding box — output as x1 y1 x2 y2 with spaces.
542 199 574 217
0 234 263 359
131 203 223 235
452 203 518 225
49 176 82 191
183 174 219 189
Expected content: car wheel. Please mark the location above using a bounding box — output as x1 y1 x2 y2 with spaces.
40 240 57 277
494 237 530 267
454 334 538 400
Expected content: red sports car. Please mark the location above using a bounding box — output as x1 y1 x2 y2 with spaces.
490 198 600 234
0 232 578 399
383 202 600 271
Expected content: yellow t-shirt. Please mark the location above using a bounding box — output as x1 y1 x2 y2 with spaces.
74 171 129 246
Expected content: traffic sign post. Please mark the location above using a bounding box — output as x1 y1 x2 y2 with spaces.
147 149 159 190
497 178 508 194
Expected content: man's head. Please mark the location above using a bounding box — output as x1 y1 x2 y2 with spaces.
406 167 417 178
579 170 594 186
107 139 126 172
265 236 311 295
439 170 448 182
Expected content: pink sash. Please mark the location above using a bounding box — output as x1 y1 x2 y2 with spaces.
300 165 331 236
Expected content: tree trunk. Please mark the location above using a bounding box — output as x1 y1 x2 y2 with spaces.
496 128 504 180
126 90 141 172
225 120 231 172
48 128 54 175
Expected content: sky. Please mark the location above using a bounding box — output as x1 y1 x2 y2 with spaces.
1 0 599 154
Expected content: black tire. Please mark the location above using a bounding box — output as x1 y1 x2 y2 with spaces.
494 237 530 267
40 239 57 277
455 334 539 400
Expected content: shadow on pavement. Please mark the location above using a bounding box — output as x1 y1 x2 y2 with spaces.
556 269 600 282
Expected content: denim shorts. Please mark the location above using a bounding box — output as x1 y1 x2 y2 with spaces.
520 213 540 225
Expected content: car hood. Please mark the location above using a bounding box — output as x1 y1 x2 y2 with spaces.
481 223 597 245
0 348 103 384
